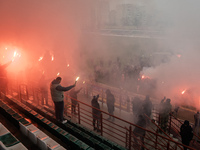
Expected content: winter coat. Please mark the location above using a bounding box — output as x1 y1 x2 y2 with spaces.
91 97 101 119
180 124 193 142
50 79 74 102
106 93 115 113
133 115 146 137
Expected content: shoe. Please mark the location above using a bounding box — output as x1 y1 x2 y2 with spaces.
62 120 68 124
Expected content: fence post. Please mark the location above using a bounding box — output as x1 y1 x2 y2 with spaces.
155 130 158 149
129 126 132 150
86 84 89 98
101 89 104 106
78 103 81 124
125 131 128 148
100 113 103 136
168 113 172 134
19 85 22 102
120 94 122 112
26 85 29 101
167 141 170 150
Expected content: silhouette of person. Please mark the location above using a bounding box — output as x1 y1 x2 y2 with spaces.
69 87 82 114
91 94 101 132
106 89 115 121
180 120 193 150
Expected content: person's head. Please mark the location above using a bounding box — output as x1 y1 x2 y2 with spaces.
56 77 62 83
184 120 189 126
166 98 171 103
145 95 150 100
106 89 111 94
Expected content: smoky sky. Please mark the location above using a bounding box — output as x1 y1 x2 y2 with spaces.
0 0 92 56
1 0 200 106
141 0 200 106
0 0 93 80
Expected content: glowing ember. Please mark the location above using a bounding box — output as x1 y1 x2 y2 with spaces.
181 89 186 95
13 51 17 57
12 51 21 62
83 81 85 84
141 75 150 79
51 55 54 61
5 47 7 50
38 56 43 61
76 77 79 81
67 64 70 67
57 72 60 76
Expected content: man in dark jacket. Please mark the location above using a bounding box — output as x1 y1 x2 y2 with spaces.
133 114 147 150
142 95 152 118
69 87 82 114
180 120 193 150
106 89 115 121
194 111 200 137
50 77 76 124
132 97 143 119
159 98 172 133
91 94 101 132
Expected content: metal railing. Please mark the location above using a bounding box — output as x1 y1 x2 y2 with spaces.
6 79 198 150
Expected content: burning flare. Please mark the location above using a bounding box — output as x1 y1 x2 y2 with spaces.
57 72 60 76
38 56 43 61
141 75 150 79
51 55 54 61
181 89 186 95
76 77 79 81
12 51 21 62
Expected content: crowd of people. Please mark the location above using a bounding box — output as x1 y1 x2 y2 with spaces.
0 58 197 149
92 57 156 96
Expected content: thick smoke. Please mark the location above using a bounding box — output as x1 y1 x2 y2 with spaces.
1 0 200 108
0 0 93 82
141 0 200 107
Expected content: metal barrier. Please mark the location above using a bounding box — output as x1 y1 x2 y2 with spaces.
7 80 199 150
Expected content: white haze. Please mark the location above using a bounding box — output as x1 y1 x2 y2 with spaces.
141 0 200 107
1 0 200 108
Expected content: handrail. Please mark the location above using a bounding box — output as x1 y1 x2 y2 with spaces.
7 79 198 150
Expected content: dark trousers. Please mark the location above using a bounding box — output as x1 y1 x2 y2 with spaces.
182 140 190 150
93 117 100 130
54 101 64 121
